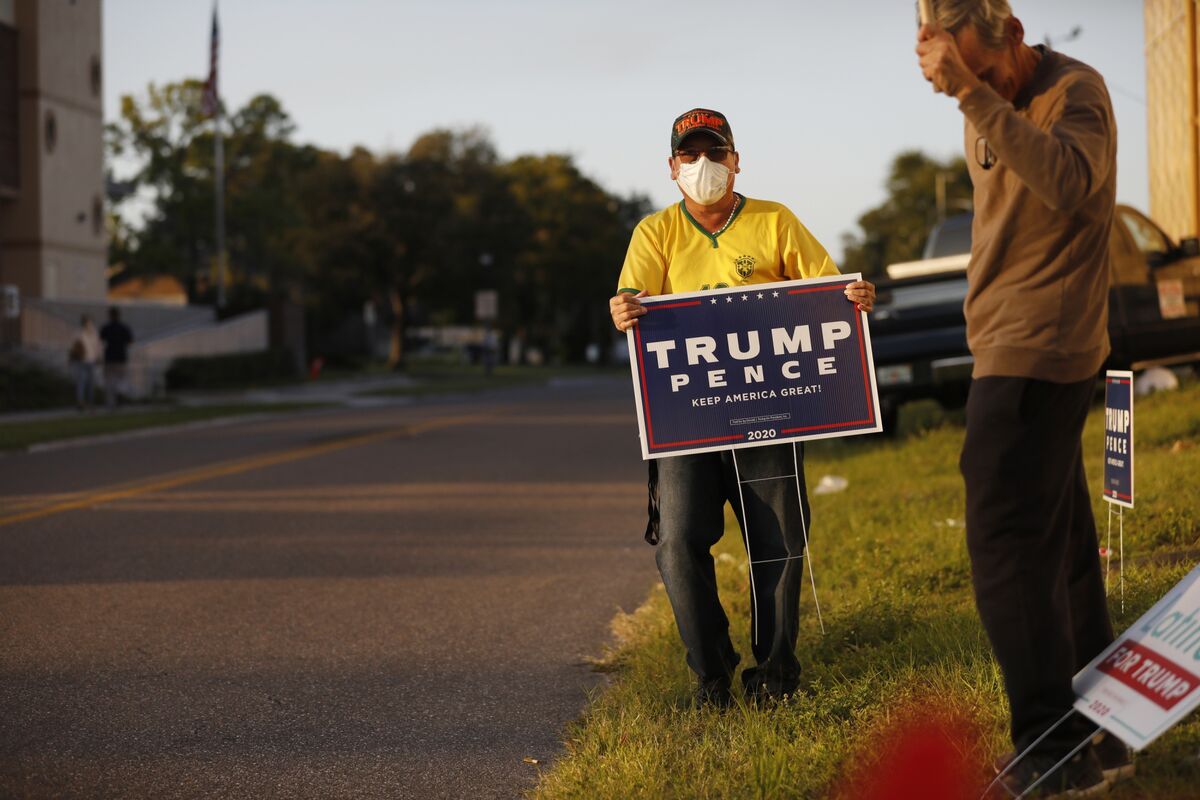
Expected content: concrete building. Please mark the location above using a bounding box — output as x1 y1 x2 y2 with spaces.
0 0 107 303
1145 0 1200 242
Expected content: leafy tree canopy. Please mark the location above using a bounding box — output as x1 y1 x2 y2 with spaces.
840 150 972 277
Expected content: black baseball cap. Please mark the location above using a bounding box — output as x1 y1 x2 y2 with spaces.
671 108 734 152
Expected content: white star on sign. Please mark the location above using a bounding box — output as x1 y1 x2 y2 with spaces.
725 296 733 303
756 293 764 299
710 298 717 304
772 291 779 298
741 294 748 301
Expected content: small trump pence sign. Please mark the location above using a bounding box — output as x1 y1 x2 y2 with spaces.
1103 370 1134 508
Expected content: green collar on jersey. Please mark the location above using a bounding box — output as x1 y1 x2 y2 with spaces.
680 193 745 249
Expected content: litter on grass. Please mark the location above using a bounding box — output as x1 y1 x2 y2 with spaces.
813 475 849 495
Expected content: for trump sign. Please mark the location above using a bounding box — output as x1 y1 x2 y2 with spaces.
625 275 882 460
1074 566 1200 750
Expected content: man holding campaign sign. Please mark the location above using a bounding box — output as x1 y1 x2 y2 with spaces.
608 108 875 707
916 0 1129 795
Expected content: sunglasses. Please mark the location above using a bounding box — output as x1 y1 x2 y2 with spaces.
672 146 733 164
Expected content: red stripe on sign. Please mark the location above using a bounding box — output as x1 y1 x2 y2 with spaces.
648 301 702 311
650 434 743 448
782 418 873 434
1096 640 1200 711
787 284 849 296
634 324 656 447
854 307 874 425
1107 379 1130 385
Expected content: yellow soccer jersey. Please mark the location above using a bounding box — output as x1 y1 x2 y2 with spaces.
616 195 840 296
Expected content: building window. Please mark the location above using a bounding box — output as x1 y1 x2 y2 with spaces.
93 195 103 236
0 20 15 192
44 109 57 154
90 55 101 97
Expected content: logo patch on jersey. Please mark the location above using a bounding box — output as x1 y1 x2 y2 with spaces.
734 255 756 279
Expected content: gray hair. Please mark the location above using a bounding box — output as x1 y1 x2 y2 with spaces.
932 0 1012 50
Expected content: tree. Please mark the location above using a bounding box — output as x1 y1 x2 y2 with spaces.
840 151 972 277
367 128 521 366
501 154 649 363
106 80 217 290
224 94 317 299
107 87 651 366
291 147 380 355
106 82 315 308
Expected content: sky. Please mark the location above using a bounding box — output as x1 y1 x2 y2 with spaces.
103 0 1149 262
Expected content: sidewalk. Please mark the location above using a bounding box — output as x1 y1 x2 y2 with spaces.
1 373 417 425
172 373 417 408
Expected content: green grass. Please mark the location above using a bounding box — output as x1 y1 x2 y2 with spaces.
357 363 623 398
0 403 327 451
532 381 1200 799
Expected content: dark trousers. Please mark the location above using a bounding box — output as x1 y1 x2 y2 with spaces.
961 376 1113 755
655 442 812 695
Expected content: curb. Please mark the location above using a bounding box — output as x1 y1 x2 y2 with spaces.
22 412 287 454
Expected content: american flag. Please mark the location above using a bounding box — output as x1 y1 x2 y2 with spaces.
200 6 219 117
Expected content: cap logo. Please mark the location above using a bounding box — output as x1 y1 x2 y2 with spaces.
675 112 727 138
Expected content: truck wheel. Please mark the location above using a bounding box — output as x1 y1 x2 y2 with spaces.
879 398 900 437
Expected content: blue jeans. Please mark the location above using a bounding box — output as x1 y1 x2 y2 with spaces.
72 362 95 408
654 442 812 695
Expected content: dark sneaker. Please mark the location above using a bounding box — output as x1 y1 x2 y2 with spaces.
743 683 797 708
693 676 733 710
741 666 797 708
1091 731 1135 783
992 746 1109 798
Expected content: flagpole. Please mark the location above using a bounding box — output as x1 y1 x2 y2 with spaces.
215 103 226 310
207 2 226 311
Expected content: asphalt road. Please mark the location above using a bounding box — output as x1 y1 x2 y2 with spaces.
0 377 656 799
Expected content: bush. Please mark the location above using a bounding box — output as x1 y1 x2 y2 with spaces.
0 355 75 412
165 348 297 390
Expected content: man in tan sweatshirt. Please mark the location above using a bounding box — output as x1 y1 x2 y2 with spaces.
917 1 1128 797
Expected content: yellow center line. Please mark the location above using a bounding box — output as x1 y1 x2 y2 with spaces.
0 414 489 529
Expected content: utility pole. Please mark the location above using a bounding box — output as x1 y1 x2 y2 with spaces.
935 171 947 223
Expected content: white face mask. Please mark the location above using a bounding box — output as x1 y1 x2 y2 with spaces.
676 156 731 206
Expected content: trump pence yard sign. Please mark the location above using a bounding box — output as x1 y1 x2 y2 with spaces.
1103 370 1134 508
625 275 882 460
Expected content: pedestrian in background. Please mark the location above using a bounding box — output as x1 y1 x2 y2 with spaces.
99 306 134 410
68 315 102 412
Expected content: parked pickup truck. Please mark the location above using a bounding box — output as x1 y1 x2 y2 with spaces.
870 205 1200 432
